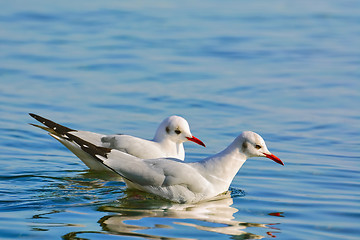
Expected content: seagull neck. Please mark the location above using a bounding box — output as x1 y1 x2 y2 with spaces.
201 142 248 188
153 129 178 146
153 127 166 143
158 137 181 148
153 134 184 158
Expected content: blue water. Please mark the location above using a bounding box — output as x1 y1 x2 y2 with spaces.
1 0 360 239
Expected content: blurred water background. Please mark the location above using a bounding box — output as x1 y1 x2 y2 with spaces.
1 0 359 239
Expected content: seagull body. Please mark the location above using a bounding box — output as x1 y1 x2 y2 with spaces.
47 129 283 203
29 113 205 170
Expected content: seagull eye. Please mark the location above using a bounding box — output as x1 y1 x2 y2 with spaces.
174 129 181 135
255 144 262 150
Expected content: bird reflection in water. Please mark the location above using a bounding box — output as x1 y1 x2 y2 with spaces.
31 172 282 239
91 190 281 239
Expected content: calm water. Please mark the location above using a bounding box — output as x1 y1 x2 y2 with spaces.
1 1 360 239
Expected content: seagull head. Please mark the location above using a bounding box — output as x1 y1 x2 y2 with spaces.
155 115 206 147
237 131 283 165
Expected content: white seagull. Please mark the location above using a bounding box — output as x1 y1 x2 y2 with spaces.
45 129 284 203
29 113 205 170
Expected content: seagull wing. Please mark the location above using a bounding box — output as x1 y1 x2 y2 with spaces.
65 132 167 186
66 132 209 192
29 113 104 146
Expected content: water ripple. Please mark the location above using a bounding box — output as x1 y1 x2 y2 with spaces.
1 1 360 239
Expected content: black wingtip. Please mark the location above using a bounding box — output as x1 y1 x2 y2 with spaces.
29 113 75 134
66 132 111 161
29 113 45 122
29 113 39 121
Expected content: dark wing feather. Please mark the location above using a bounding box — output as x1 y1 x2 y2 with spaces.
29 113 75 135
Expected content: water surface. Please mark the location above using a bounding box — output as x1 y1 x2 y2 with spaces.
1 1 359 239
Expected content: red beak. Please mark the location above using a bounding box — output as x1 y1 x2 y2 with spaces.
186 136 206 147
263 153 284 165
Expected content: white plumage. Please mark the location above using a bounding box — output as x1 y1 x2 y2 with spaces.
29 113 205 171
45 129 284 203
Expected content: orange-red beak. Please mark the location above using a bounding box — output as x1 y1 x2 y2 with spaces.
263 153 284 165
186 136 206 147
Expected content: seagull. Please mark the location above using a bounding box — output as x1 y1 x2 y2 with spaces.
29 113 205 170
46 129 284 203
